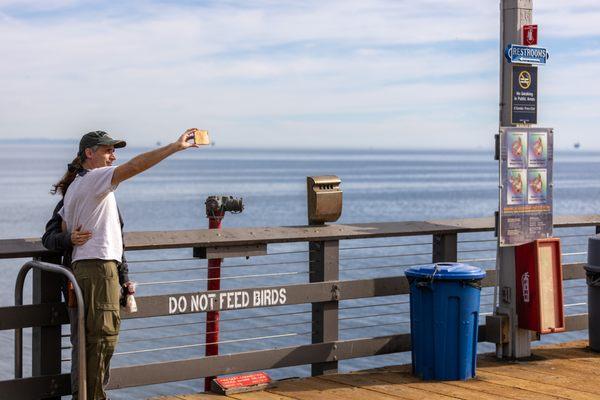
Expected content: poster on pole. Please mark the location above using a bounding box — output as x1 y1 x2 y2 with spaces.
499 127 553 246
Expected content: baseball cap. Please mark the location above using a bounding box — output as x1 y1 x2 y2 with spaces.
78 131 126 157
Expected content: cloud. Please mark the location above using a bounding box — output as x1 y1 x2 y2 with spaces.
0 1 599 149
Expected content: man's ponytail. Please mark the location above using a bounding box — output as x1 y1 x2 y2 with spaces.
51 156 83 196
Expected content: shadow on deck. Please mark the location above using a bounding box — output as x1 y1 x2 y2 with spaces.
151 340 600 400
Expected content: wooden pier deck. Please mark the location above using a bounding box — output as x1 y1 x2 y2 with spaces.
151 340 600 400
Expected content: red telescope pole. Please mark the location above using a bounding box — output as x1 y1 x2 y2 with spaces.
202 195 243 391
204 208 224 392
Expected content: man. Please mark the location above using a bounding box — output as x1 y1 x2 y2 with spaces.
59 128 202 399
42 198 130 398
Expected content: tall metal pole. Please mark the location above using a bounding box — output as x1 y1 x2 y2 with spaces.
204 209 224 391
496 0 532 359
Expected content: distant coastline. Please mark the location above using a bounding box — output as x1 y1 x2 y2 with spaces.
0 138 596 152
0 138 77 145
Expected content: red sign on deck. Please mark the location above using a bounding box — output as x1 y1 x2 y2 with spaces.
212 372 271 394
522 25 538 46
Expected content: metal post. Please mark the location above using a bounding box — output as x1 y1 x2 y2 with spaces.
204 210 223 392
432 233 457 263
496 0 532 359
32 255 62 400
310 240 339 376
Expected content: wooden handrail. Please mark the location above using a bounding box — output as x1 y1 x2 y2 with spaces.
2 214 599 259
0 262 587 330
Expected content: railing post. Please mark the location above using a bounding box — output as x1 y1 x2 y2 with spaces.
309 240 339 376
432 233 457 263
32 255 62 400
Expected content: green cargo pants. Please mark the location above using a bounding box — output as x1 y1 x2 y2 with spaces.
72 259 121 400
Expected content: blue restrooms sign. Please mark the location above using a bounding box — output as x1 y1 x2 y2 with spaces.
505 44 549 65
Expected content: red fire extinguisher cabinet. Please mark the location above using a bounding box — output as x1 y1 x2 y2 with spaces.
514 238 565 333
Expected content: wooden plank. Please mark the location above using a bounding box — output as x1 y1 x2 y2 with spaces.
123 219 496 251
310 240 340 376
268 377 401 400
538 348 600 364
193 244 267 259
319 373 454 400
0 374 71 399
0 276 406 327
371 371 502 400
478 359 600 396
563 263 586 280
3 215 599 259
0 238 52 259
0 303 68 330
126 278 587 321
559 353 600 368
565 313 588 331
490 359 600 391
530 342 600 369
432 233 457 263
231 390 297 400
376 352 585 400
526 357 600 381
533 340 594 359
107 334 412 389
124 277 410 320
178 394 237 400
0 288 583 334
475 369 598 400
445 378 562 400
372 364 411 374
554 214 600 228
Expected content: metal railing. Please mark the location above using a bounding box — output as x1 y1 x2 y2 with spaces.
14 260 87 400
0 215 597 398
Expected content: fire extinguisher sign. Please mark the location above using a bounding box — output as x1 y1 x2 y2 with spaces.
522 24 538 46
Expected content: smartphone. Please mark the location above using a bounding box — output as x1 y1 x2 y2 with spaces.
193 130 210 145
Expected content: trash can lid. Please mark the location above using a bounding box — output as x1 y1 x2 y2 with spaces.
405 262 486 280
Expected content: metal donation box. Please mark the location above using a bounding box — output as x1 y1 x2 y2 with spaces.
514 238 565 333
306 176 342 225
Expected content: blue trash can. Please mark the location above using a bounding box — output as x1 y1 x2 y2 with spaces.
405 262 485 381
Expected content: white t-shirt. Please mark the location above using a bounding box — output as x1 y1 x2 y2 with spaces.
59 166 123 263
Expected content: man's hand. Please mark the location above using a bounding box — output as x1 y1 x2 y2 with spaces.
112 127 203 186
120 281 136 309
71 226 92 246
175 128 200 151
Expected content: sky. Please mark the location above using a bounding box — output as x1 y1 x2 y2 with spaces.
0 0 599 149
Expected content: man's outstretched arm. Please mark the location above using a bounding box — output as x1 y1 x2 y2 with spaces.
112 128 200 186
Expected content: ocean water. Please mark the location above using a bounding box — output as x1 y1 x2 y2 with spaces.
0 143 598 399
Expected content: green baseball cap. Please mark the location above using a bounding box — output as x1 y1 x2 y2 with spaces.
78 131 126 157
